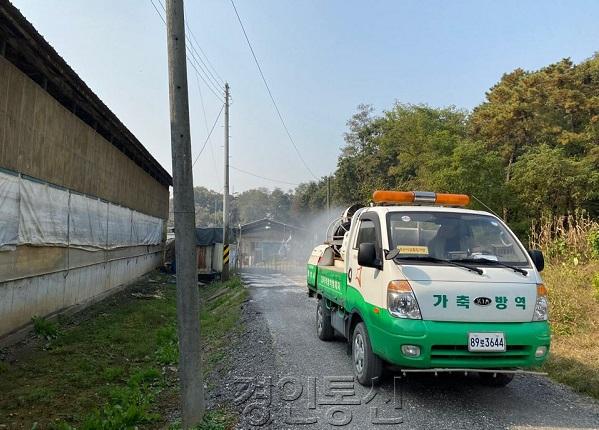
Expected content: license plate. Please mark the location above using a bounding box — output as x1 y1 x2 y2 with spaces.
468 332 506 352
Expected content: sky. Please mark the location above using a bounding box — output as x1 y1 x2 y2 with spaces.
9 0 599 193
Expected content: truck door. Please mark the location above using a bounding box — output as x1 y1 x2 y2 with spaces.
348 212 385 310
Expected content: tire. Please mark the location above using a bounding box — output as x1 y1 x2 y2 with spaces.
316 298 334 341
352 322 383 386
478 372 514 387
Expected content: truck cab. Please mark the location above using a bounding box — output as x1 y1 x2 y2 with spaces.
307 191 550 386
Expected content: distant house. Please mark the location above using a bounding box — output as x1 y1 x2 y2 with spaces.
238 219 304 267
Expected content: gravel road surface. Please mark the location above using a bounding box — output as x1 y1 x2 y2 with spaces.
228 270 598 430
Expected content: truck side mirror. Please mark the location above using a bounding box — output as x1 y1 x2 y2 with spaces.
358 243 380 269
528 249 545 272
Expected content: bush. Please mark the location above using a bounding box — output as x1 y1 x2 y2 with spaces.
592 273 599 301
529 211 599 263
32 316 60 340
588 229 599 259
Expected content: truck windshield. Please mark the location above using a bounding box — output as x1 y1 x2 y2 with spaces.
387 211 529 266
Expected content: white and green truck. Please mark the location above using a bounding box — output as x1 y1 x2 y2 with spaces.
307 190 550 386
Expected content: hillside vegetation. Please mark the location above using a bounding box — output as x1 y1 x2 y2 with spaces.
193 55 599 244
296 55 599 237
531 214 599 398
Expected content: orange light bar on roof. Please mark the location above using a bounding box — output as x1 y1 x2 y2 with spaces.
373 191 414 204
434 193 470 206
372 190 470 207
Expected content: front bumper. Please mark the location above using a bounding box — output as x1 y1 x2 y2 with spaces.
369 319 551 369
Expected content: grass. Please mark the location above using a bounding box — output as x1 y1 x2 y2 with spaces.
168 409 237 430
542 260 599 399
0 272 247 429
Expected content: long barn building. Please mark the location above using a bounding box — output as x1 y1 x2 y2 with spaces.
0 2 172 339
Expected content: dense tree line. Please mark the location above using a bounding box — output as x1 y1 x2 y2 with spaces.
296 54 599 236
192 186 295 227
190 55 599 236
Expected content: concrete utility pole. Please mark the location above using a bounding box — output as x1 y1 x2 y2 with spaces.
222 83 230 281
326 175 331 217
165 0 204 426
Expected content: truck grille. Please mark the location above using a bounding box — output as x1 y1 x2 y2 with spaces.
430 344 531 367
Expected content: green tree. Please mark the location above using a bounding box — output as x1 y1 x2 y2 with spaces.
470 54 599 219
429 140 508 215
510 145 599 219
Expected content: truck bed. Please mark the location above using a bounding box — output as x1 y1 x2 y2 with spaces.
312 263 347 305
320 262 344 273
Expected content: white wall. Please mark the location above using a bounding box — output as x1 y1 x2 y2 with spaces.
0 251 162 338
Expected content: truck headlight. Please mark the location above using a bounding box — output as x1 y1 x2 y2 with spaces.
533 283 548 321
387 280 421 320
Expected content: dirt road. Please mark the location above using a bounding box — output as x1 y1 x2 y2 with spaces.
229 271 599 430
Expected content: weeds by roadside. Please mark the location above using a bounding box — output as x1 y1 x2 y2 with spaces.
0 273 247 429
31 316 60 341
530 215 599 399
168 409 237 430
529 211 599 264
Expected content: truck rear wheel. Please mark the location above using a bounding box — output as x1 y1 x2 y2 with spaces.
352 322 383 386
316 298 334 341
478 372 514 387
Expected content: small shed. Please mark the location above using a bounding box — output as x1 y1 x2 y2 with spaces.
195 228 224 275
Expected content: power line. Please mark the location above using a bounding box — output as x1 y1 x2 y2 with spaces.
157 0 224 95
186 41 225 98
183 4 226 87
230 165 300 186
149 0 165 23
194 72 221 186
156 0 224 98
192 103 225 167
187 37 225 94
229 0 318 180
150 0 224 187
150 0 224 101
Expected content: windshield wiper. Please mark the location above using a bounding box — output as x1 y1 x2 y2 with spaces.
394 256 483 275
452 258 528 276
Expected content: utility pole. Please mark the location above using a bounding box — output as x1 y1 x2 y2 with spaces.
222 83 230 281
326 175 331 213
165 0 204 426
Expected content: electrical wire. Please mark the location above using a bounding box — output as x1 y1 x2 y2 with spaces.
229 0 318 180
194 72 222 186
230 165 300 186
157 0 224 96
183 3 226 87
192 103 225 167
150 0 310 189
149 0 224 194
186 44 225 99
149 0 224 101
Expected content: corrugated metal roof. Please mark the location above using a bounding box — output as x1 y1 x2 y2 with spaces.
240 218 302 233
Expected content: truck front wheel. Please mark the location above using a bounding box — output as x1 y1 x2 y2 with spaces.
352 322 383 386
316 298 334 341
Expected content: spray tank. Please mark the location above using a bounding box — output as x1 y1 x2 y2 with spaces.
323 203 364 260
307 204 364 269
